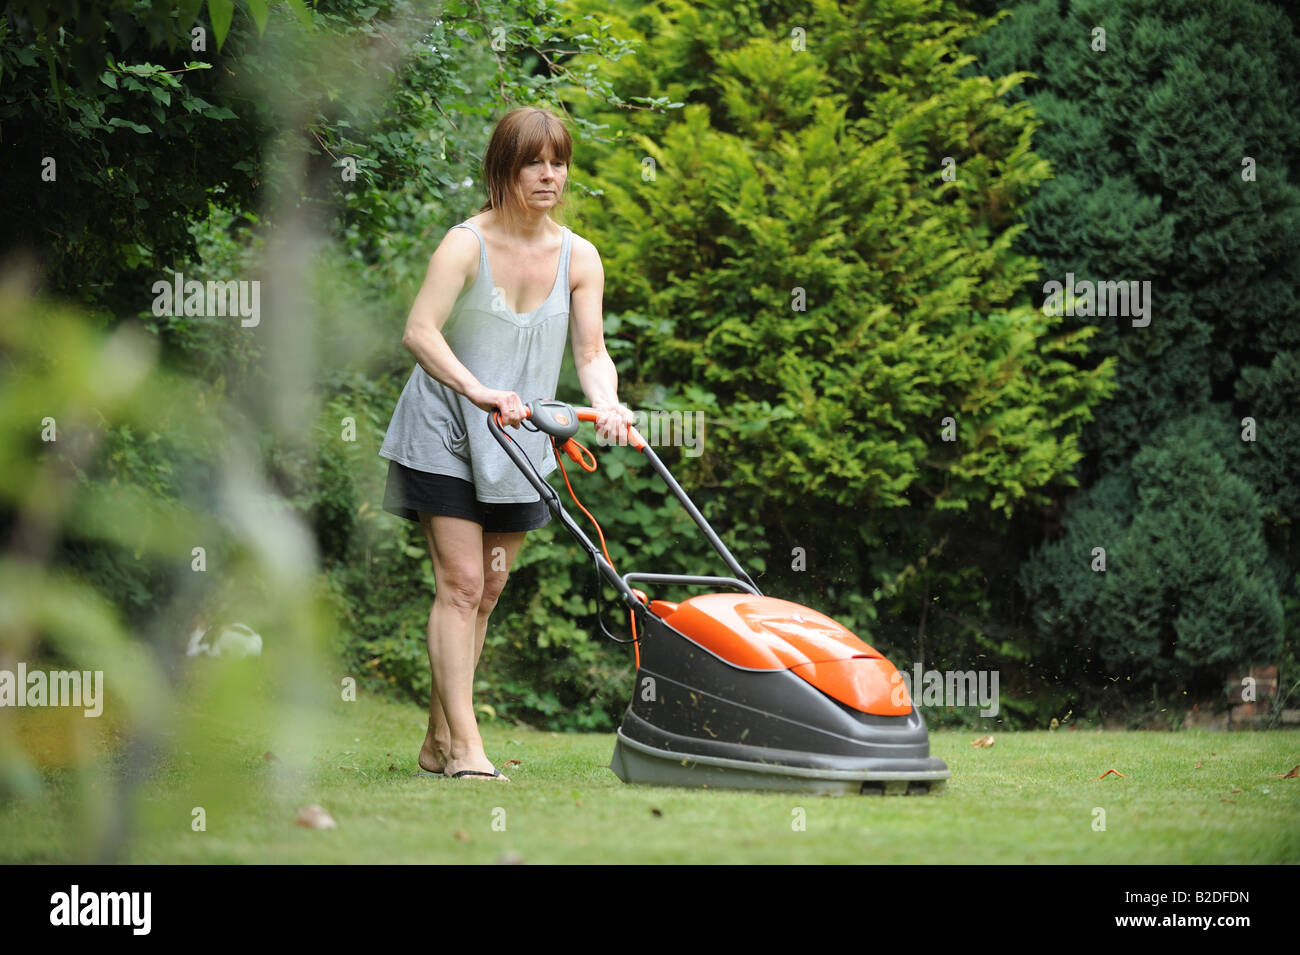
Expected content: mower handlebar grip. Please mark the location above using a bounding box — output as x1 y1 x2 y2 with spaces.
518 399 646 450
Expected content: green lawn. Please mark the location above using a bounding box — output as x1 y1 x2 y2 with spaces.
3 691 1297 864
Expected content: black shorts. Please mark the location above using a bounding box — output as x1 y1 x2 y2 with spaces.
382 459 551 533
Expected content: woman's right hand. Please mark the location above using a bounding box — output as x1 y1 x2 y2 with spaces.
469 386 527 428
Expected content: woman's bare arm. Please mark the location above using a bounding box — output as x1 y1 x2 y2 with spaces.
569 237 634 441
401 229 525 424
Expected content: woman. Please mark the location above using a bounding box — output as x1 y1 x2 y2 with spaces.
378 107 634 782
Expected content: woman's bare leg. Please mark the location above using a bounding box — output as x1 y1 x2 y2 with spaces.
416 512 451 772
416 513 495 778
416 513 528 779
471 527 529 674
417 513 454 772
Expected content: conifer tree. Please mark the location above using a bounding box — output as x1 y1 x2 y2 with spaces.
566 0 1115 654
971 0 1298 693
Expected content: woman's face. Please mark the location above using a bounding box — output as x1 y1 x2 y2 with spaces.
519 146 567 207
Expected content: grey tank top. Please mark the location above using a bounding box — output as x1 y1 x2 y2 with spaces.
378 219 573 503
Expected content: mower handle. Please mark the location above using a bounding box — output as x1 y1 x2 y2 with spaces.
507 399 646 450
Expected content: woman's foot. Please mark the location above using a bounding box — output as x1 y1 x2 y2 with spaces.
417 725 451 774
443 744 509 782
418 729 507 780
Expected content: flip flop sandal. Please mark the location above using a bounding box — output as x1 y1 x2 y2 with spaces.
449 769 506 780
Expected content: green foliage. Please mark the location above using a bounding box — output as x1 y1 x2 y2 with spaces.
2 0 636 313
0 280 337 835
970 0 1300 474
0 2 275 311
975 0 1300 701
142 201 267 383
1020 411 1285 694
1235 349 1300 526
571 0 1113 523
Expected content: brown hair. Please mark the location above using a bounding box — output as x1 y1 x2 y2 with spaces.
477 107 572 231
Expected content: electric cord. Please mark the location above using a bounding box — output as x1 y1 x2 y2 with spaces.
496 415 642 661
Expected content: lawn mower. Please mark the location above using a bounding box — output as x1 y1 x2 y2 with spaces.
488 399 949 796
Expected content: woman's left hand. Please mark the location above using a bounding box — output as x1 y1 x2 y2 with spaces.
592 401 636 445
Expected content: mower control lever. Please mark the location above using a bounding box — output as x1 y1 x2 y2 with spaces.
525 399 580 440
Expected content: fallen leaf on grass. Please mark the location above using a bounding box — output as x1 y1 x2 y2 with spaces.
454 830 472 843
1274 765 1299 779
970 735 995 748
1230 787 1242 793
263 751 279 763
296 805 337 829
1220 798 1236 804
1097 769 1125 779
503 759 521 767
650 808 663 817
1194 761 1203 769
387 764 396 772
